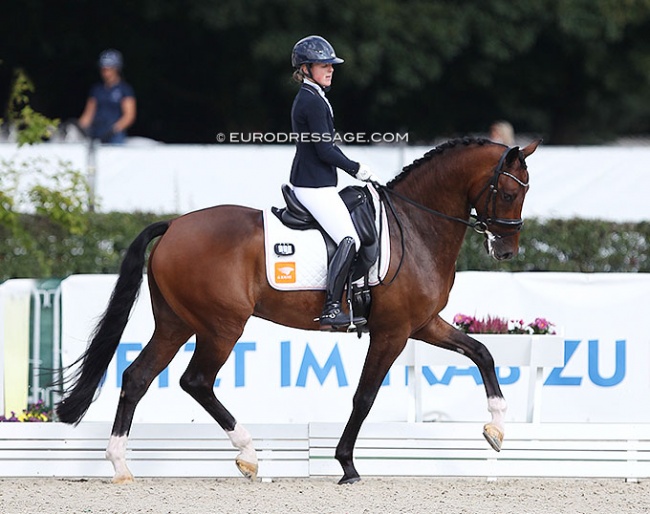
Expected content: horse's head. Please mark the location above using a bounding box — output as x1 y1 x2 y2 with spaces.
471 140 541 260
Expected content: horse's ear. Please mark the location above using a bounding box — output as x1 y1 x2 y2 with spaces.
521 139 542 158
505 146 521 166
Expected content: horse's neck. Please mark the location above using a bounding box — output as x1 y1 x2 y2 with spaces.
389 157 477 267
394 158 474 223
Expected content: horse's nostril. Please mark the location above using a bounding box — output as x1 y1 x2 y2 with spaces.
498 252 513 261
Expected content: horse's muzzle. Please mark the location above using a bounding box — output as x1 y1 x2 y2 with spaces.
484 232 519 261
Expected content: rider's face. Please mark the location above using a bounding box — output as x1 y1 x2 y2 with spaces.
308 63 334 88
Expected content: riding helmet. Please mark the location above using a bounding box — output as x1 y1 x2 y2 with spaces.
291 36 344 68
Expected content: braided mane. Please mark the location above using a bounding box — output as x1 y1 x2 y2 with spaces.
387 137 495 188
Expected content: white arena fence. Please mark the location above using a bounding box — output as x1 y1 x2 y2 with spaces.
1 422 649 480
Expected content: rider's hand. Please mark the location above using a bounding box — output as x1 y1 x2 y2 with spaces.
356 164 380 184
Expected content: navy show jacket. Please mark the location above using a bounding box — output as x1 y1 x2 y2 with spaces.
289 84 360 187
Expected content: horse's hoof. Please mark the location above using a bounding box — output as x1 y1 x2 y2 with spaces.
338 475 361 485
111 473 134 484
236 457 258 481
483 423 503 452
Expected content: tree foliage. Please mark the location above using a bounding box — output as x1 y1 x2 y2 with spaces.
3 69 59 145
2 0 650 144
0 68 89 276
0 156 92 276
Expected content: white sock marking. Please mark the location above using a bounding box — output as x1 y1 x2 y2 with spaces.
487 396 508 431
106 435 132 480
227 423 258 465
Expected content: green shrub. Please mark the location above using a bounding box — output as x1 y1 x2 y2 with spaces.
457 218 650 272
0 214 649 281
0 211 173 280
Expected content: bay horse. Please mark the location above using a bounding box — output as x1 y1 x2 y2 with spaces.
56 137 540 484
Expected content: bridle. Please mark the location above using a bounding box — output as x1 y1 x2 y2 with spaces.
469 147 530 238
374 146 529 284
377 146 528 235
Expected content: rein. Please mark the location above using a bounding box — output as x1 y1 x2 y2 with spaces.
378 186 483 231
374 146 528 284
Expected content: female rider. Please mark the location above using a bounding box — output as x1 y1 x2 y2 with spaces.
289 35 379 330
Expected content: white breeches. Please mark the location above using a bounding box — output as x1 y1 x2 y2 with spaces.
293 186 360 251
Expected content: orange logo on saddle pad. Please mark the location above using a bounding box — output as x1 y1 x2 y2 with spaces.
275 262 296 283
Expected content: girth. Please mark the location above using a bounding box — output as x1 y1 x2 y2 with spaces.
271 184 379 281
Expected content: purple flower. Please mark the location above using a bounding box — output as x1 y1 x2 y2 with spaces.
0 401 54 423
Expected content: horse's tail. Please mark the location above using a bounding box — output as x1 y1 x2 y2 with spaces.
56 220 170 425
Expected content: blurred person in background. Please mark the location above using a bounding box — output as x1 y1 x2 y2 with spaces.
489 120 515 146
79 49 136 144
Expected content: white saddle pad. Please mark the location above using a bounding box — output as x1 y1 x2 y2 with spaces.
263 186 390 291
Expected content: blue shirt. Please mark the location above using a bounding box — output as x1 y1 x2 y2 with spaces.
88 81 135 143
289 81 359 187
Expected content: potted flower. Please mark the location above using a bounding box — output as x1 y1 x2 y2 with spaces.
452 313 556 335
0 400 53 422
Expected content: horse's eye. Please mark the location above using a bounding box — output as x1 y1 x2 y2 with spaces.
502 192 515 203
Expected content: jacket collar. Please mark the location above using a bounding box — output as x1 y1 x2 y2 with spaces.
302 79 334 117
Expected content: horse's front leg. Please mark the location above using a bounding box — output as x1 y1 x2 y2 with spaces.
413 317 506 451
336 332 408 484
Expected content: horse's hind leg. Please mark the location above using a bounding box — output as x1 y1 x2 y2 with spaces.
106 314 193 483
413 318 506 451
180 330 258 480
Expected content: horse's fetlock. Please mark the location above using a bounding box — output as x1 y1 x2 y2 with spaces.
335 448 351 464
227 423 253 449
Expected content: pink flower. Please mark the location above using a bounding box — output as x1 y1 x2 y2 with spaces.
453 313 556 335
528 317 555 335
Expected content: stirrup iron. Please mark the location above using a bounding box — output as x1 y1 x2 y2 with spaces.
347 279 356 331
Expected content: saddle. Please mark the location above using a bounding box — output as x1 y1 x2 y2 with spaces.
271 184 379 282
271 184 380 333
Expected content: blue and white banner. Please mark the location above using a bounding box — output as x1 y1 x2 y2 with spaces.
59 272 650 424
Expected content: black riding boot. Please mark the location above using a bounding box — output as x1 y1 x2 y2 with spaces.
319 236 367 330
